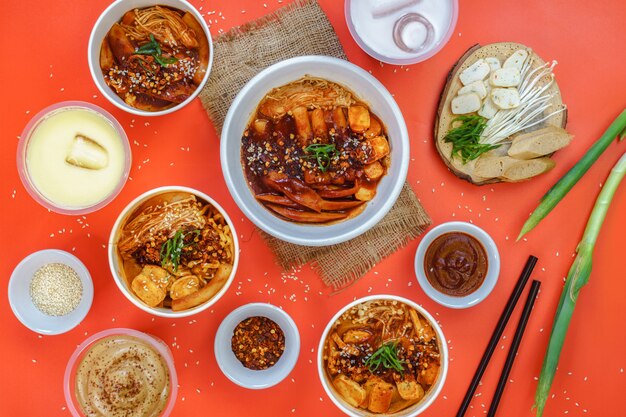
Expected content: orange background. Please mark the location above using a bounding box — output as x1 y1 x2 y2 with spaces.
1 0 625 416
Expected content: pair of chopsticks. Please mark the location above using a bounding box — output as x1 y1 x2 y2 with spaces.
457 255 541 417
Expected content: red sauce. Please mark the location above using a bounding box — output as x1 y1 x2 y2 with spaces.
424 232 488 297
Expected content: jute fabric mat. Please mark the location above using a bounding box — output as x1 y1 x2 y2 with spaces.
199 0 431 290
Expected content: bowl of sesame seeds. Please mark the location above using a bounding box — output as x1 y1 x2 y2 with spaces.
88 0 213 116
8 249 94 335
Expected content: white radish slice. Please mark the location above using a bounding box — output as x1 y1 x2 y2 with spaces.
478 97 499 119
503 49 529 70
485 57 501 72
459 59 491 85
451 93 482 114
458 80 488 99
490 67 521 87
491 88 520 109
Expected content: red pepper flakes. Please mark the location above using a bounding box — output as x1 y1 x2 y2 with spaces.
231 316 285 370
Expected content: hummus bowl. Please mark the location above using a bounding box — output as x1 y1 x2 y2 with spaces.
64 328 178 417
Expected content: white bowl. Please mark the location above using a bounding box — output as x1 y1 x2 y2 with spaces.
220 55 410 246
214 303 300 389
108 186 239 318
414 221 500 309
8 249 94 335
317 295 448 417
88 0 213 116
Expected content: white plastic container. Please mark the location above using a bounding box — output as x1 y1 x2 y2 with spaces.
345 0 459 65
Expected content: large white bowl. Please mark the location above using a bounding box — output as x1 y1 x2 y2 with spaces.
221 56 410 246
317 295 448 417
88 0 213 116
108 186 239 318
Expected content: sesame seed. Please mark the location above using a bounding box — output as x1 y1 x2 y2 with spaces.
30 263 82 316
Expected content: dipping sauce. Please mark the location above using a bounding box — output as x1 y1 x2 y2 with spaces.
75 334 170 417
424 232 487 297
25 106 127 209
231 316 285 370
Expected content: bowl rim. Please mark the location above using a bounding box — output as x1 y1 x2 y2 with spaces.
87 0 214 116
344 0 459 65
316 294 448 417
16 101 131 215
8 249 94 335
220 55 410 246
214 302 301 389
63 327 178 417
107 185 239 318
414 221 500 309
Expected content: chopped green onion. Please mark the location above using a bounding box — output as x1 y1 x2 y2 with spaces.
518 109 626 240
160 229 199 271
304 143 337 172
134 34 178 68
365 342 404 373
444 115 499 164
534 152 626 416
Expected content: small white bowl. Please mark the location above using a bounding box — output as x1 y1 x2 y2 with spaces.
221 55 410 246
88 0 213 116
318 295 448 417
108 186 239 318
8 249 94 335
214 303 300 389
414 221 500 309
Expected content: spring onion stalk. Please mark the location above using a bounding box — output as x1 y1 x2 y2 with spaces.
534 152 626 417
518 109 626 241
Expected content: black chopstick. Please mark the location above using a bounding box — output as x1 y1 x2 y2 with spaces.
456 255 538 417
487 279 541 417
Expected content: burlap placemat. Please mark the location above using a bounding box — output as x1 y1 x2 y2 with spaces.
199 0 431 290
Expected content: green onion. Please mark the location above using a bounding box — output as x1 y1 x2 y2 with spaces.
304 143 337 172
518 109 626 240
534 152 626 417
134 34 178 68
160 229 199 271
444 115 500 164
365 342 404 373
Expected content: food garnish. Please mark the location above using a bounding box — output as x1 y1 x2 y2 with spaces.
30 263 82 316
534 151 626 416
159 229 199 271
518 108 626 239
365 342 405 373
444 115 498 163
231 316 285 370
304 143 337 172
133 34 178 67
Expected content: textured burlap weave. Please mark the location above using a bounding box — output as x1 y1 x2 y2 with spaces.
199 0 431 290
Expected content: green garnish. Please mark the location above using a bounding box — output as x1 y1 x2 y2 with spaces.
534 152 626 416
159 229 199 271
365 342 404 373
134 34 178 67
444 115 499 163
304 143 337 172
518 108 626 240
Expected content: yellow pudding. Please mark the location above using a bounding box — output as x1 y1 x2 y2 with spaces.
25 106 127 209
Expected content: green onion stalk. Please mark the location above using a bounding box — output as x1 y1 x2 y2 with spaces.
518 109 626 241
534 152 626 416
